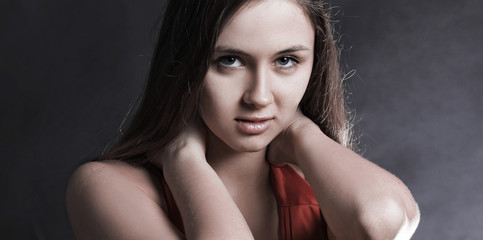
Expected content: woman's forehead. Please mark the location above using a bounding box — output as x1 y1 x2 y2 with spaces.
215 0 314 55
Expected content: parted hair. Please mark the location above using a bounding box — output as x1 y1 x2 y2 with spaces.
99 0 353 164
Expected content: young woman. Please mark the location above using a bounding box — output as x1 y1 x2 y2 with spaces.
66 0 420 239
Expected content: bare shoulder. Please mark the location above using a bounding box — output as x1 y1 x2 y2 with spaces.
66 160 180 240
67 160 166 208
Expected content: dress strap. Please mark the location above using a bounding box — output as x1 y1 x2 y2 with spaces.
270 164 328 240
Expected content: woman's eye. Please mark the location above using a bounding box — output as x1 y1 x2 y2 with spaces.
217 56 243 68
275 56 299 69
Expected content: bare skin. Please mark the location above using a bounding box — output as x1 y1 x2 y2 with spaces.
66 0 420 239
66 112 419 239
268 111 421 239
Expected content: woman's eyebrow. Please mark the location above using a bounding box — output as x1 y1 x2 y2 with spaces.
214 45 311 56
214 46 249 56
276 45 311 54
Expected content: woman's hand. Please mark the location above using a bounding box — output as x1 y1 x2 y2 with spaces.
267 109 317 166
149 119 254 240
268 110 420 239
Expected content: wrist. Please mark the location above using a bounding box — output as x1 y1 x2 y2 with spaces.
161 150 208 180
288 120 330 163
268 117 317 166
287 117 318 141
152 139 206 170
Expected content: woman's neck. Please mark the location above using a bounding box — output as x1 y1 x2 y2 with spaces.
205 132 270 196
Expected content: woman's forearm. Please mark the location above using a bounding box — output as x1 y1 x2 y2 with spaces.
292 123 420 239
162 150 254 240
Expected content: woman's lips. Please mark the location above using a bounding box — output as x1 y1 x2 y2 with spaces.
235 117 273 134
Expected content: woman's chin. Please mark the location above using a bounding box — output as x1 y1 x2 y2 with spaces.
206 128 276 154
236 146 266 153
229 140 270 153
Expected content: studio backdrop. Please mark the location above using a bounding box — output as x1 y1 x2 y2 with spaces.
1 0 482 239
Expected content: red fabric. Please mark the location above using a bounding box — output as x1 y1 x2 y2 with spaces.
161 164 328 239
270 164 328 240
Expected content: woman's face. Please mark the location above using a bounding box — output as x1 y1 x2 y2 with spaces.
201 0 315 152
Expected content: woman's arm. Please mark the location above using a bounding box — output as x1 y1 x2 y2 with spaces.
66 123 253 240
269 113 420 239
153 123 254 240
66 160 183 240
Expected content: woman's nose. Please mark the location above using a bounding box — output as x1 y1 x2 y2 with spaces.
242 67 273 108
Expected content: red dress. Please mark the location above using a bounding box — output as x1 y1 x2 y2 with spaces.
161 164 328 240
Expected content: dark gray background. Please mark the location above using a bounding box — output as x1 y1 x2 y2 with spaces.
1 0 482 239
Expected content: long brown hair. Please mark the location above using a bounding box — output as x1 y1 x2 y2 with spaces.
99 0 353 164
